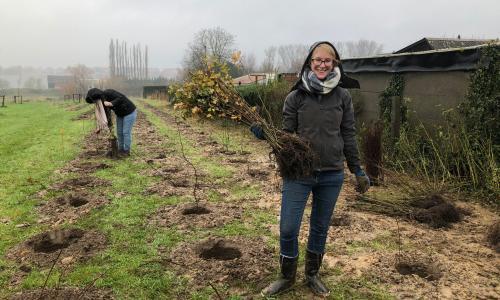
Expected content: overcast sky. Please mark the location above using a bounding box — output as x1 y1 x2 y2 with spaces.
1 0 499 68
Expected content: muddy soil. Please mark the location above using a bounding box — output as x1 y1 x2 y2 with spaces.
9 287 113 300
37 192 109 226
149 202 243 231
62 161 110 174
318 183 500 299
50 176 110 192
6 229 107 268
166 237 275 288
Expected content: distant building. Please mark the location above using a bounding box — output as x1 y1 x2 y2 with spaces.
232 73 276 86
277 72 298 84
47 75 73 89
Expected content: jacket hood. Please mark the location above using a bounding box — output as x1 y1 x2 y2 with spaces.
291 41 360 91
85 88 104 103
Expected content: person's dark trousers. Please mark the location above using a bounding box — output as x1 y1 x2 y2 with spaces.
261 254 298 296
116 109 137 153
280 170 344 257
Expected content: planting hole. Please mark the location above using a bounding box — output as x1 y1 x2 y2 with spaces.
396 262 441 281
31 229 84 253
199 240 242 261
182 206 211 215
68 195 89 207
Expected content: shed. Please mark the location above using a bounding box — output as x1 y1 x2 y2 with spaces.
143 85 168 100
341 40 499 126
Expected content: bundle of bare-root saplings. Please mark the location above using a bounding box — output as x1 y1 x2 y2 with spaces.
214 78 317 179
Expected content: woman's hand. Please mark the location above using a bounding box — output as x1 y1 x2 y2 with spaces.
354 167 370 193
103 101 113 107
250 123 266 140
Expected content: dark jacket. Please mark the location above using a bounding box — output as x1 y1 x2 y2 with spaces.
283 41 361 173
102 89 136 117
85 88 113 127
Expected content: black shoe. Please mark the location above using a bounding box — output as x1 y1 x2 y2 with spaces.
261 255 298 297
119 150 130 157
305 250 330 296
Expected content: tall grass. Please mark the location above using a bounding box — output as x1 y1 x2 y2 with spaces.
389 119 499 205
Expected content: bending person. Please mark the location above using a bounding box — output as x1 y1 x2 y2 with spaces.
86 88 137 156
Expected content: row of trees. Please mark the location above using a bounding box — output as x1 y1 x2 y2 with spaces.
181 27 385 77
109 39 149 80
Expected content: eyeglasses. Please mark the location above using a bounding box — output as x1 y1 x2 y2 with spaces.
311 58 334 66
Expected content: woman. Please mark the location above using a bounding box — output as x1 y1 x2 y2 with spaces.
252 41 370 296
86 88 137 156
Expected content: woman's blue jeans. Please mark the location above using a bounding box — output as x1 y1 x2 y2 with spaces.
116 110 137 151
280 170 344 258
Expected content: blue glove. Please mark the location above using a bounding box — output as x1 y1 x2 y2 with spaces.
250 123 265 140
354 167 370 193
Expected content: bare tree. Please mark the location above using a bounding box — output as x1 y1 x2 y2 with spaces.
240 52 257 74
145 45 149 80
23 77 37 89
260 46 278 73
0 78 10 89
67 64 93 95
183 27 235 72
334 39 384 58
109 39 149 80
277 44 308 73
109 40 116 77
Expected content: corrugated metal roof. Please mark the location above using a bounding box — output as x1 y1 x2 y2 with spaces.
342 42 499 73
395 37 496 54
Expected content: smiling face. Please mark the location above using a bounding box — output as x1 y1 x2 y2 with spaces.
310 44 337 80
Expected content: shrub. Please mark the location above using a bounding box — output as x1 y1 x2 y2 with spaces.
237 80 292 129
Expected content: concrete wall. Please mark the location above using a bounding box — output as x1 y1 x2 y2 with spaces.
347 71 471 127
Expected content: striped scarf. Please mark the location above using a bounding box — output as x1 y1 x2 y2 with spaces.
301 66 341 94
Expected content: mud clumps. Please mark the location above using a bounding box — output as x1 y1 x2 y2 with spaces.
55 194 89 207
168 236 274 287
9 287 113 300
150 202 242 231
411 194 463 228
331 213 352 227
6 229 107 268
52 176 109 191
197 239 242 261
30 229 84 253
395 261 442 281
247 168 269 178
486 221 500 253
169 178 191 188
73 162 110 173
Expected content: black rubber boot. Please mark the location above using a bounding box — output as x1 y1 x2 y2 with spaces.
305 250 330 296
119 150 130 157
261 255 298 297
